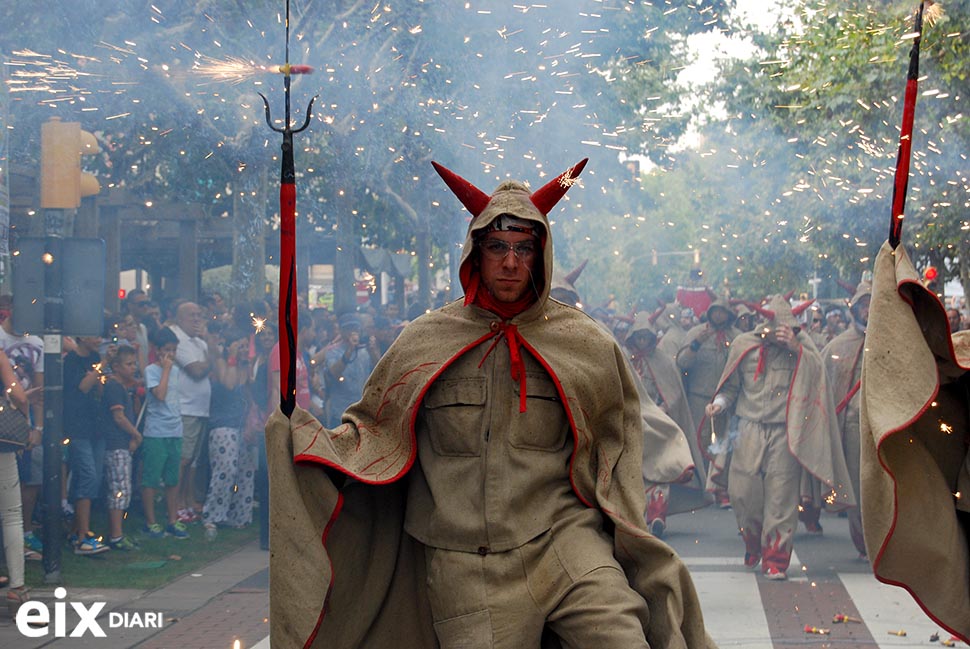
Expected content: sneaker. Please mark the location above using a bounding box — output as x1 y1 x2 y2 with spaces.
165 521 189 540
142 523 165 539
24 531 44 554
744 553 761 570
24 549 43 561
649 518 666 538
204 523 218 542
107 536 139 551
763 567 787 581
67 531 96 548
74 537 111 556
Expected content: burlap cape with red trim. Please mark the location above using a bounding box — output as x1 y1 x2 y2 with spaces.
860 241 970 643
266 297 716 649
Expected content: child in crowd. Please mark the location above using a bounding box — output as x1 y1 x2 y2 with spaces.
140 327 189 540
102 345 143 550
63 335 110 555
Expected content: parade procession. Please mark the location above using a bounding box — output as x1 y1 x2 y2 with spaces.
0 1 969 648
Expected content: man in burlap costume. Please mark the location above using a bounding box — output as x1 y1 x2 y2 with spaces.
657 305 692 361
703 296 854 579
860 241 970 644
626 313 712 538
677 298 740 505
265 158 716 649
821 281 870 559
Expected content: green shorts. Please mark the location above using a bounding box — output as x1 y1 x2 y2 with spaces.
141 437 182 489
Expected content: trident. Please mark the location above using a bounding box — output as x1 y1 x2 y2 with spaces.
258 0 316 417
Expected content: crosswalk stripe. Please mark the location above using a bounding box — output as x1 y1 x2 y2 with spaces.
691 572 773 648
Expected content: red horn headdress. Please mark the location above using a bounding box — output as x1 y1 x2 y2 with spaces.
431 161 491 217
564 259 589 287
530 158 589 215
431 157 589 220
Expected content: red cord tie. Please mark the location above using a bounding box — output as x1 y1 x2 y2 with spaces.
479 322 529 413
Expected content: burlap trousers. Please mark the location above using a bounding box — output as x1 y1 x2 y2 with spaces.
422 507 650 649
728 419 801 573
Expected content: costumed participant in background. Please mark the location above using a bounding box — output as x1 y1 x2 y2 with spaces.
625 313 712 537
732 302 757 334
677 297 741 507
703 296 854 580
548 259 587 309
861 242 970 643
265 158 716 649
657 305 693 361
822 280 870 560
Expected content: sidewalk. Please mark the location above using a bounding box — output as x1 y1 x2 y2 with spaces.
0 541 269 648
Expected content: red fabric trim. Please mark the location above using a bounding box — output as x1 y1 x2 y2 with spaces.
515 337 595 510
302 491 344 649
835 380 861 415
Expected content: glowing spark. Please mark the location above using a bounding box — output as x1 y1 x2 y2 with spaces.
252 316 266 334
194 56 265 84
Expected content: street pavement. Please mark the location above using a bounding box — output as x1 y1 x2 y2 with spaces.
0 506 962 648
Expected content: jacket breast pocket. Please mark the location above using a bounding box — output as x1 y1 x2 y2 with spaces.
510 373 569 452
422 377 487 457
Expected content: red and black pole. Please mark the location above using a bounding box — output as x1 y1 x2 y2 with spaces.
889 3 925 250
259 0 315 417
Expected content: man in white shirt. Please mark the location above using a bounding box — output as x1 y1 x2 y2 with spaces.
170 301 213 522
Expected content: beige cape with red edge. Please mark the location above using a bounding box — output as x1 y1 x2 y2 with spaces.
701 330 856 508
265 297 716 649
860 241 970 643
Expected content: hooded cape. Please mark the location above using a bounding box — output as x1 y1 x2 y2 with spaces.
627 313 711 513
701 328 856 508
860 241 970 643
266 161 716 649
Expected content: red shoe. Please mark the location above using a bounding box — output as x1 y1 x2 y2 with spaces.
763 566 787 581
744 553 760 570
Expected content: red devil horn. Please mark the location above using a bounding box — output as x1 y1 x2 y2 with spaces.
648 305 665 324
530 158 589 215
836 278 856 296
782 288 795 301
791 299 816 318
564 259 588 287
431 161 491 217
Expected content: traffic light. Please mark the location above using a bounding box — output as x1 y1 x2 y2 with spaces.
40 116 101 209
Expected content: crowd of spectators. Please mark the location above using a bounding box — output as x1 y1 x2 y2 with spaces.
0 287 411 607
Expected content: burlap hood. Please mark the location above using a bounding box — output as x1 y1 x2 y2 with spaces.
860 241 970 644
705 296 736 327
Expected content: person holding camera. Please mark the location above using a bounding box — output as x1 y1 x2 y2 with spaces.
322 313 380 428
703 295 854 580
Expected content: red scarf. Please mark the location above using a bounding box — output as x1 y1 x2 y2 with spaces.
465 272 537 412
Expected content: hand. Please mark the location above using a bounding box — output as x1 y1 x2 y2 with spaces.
773 324 800 352
158 351 174 371
705 402 723 418
129 432 142 453
24 386 43 405
677 467 695 484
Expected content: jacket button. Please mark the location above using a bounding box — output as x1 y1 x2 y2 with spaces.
489 321 500 332
477 546 489 556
